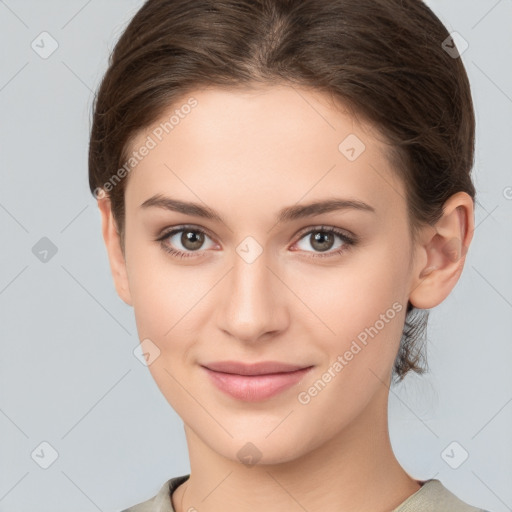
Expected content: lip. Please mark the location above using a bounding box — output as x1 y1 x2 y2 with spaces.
203 360 310 375
201 360 314 401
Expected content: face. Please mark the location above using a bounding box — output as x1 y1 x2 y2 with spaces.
116 84 420 464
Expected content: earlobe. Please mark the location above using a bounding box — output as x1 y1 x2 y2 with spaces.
409 192 474 310
97 196 133 307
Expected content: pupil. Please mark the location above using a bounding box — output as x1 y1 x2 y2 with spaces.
183 231 204 250
312 232 333 252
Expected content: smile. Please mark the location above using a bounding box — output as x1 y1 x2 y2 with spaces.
201 361 314 401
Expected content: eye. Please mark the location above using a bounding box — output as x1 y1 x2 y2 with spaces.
156 225 216 259
292 225 356 259
156 224 357 260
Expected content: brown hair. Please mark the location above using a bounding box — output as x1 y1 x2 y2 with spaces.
88 0 476 382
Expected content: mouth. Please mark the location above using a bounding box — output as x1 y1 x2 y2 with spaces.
201 360 314 401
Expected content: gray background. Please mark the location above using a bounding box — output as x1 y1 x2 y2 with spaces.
0 0 511 511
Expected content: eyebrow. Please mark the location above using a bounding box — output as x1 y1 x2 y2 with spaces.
139 194 376 224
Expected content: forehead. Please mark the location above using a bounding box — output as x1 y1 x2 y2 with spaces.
124 85 406 222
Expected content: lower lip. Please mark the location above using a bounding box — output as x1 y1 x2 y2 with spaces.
202 366 313 402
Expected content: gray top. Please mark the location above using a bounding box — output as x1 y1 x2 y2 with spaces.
121 475 491 512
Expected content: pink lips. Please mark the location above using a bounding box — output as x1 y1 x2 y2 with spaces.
201 360 313 402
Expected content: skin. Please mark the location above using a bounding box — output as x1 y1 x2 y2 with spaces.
98 84 474 512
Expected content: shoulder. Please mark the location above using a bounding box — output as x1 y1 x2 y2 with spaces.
120 475 493 512
392 478 492 512
120 474 190 512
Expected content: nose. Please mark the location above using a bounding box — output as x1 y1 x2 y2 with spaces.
215 247 289 344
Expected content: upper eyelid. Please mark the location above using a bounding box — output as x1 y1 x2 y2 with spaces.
159 224 217 243
294 224 354 240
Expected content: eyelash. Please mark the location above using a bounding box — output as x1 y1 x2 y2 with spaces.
155 224 357 260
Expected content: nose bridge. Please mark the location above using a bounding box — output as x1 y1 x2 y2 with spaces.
217 239 284 341
234 244 270 292
231 241 274 311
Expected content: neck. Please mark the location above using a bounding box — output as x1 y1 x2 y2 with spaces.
173 384 420 512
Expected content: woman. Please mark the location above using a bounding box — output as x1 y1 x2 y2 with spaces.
89 0 491 510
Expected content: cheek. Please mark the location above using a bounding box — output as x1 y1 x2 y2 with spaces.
290 248 408 388
293 274 406 439
127 258 204 415
293 247 406 336
125 233 194 338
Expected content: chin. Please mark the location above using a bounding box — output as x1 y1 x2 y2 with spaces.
198 428 316 468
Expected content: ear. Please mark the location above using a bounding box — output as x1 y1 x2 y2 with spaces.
409 191 475 310
97 196 133 306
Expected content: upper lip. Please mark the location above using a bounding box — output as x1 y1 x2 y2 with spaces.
202 360 312 376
